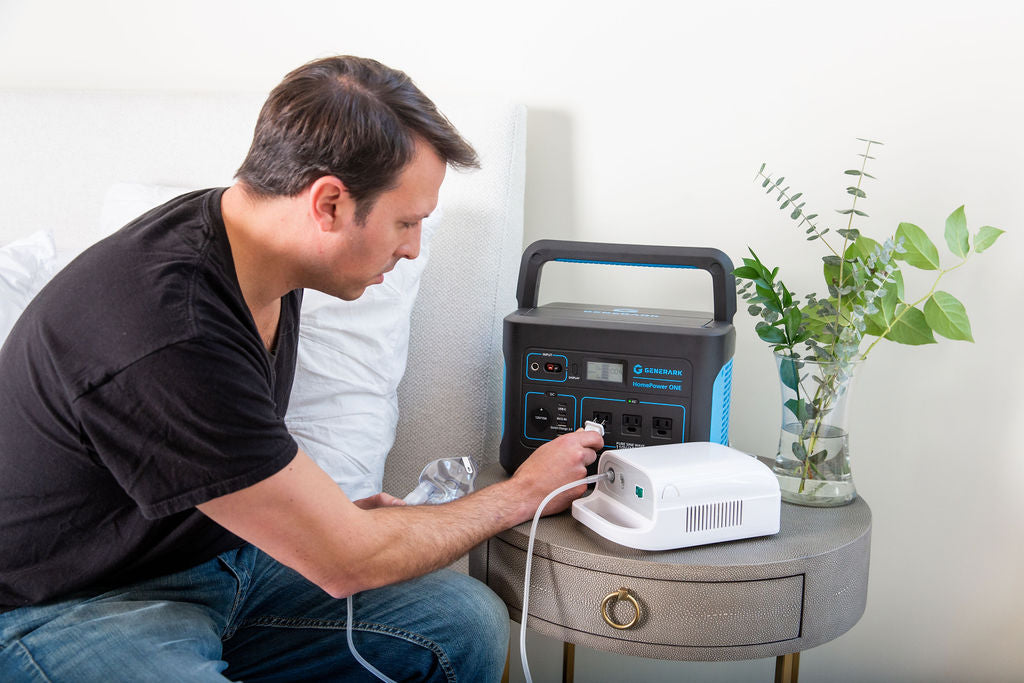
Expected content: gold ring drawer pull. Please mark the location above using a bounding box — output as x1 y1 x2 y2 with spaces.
601 587 641 630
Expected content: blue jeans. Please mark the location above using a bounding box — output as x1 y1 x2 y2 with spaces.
0 544 509 682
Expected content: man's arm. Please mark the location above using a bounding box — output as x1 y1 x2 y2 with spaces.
197 429 602 598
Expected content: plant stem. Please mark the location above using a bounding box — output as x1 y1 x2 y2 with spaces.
796 366 837 491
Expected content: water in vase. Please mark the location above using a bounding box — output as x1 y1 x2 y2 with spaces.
775 422 857 506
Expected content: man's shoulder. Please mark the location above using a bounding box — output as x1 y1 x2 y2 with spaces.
6 187 251 397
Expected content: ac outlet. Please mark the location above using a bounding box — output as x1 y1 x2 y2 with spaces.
652 417 673 439
622 414 642 434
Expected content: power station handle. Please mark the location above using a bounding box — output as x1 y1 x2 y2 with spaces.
515 239 736 323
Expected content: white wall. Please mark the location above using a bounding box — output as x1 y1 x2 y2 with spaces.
2 1 1021 680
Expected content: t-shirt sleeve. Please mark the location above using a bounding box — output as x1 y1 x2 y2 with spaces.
74 339 298 519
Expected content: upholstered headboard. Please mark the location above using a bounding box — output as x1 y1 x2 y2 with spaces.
0 90 526 500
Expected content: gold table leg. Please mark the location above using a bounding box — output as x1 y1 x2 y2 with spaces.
561 642 575 683
775 651 800 683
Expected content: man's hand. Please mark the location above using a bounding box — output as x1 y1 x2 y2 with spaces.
509 428 604 518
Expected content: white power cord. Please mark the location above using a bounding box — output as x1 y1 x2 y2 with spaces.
349 420 607 683
520 420 608 683
347 594 397 683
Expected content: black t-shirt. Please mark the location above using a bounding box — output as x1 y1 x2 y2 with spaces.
0 188 301 611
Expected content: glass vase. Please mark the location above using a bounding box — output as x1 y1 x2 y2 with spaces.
773 351 859 507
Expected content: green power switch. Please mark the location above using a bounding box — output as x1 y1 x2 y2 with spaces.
635 485 644 499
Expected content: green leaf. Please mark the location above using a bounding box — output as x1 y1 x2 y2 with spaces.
895 222 940 270
863 312 886 337
791 440 807 459
785 398 817 423
780 285 794 308
974 226 1005 254
846 187 867 198
856 138 885 145
808 449 829 466
944 206 969 258
733 265 761 280
891 269 905 299
756 323 786 344
864 280 899 336
886 305 937 345
924 291 974 342
783 307 801 339
779 356 800 392
836 209 868 217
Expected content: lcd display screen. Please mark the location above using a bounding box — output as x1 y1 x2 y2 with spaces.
586 360 624 383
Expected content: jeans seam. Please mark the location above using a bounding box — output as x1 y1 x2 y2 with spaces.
235 616 457 683
217 553 249 641
12 640 54 683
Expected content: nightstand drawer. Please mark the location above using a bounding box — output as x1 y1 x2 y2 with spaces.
486 537 804 647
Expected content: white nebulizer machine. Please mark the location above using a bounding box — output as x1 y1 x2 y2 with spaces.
572 441 780 550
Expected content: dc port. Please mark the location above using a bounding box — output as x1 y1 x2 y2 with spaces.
530 361 540 372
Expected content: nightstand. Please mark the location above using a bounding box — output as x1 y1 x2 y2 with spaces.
469 464 871 682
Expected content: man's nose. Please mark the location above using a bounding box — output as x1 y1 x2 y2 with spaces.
399 224 422 260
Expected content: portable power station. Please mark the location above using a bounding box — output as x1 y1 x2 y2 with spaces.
500 240 736 475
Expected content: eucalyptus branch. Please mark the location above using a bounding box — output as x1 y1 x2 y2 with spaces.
831 139 878 358
754 166 842 259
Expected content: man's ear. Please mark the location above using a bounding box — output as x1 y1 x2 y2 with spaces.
308 176 355 233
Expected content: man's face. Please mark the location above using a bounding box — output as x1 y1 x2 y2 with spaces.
326 140 446 300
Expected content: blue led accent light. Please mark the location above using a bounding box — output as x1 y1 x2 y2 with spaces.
554 258 697 270
710 358 733 445
500 363 507 440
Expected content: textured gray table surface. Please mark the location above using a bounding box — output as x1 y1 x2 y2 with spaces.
469 464 872 661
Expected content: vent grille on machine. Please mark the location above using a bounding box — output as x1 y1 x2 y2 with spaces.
686 500 743 532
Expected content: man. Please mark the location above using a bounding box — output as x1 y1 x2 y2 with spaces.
0 56 602 681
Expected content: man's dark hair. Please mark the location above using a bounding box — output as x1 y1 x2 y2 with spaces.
236 55 479 221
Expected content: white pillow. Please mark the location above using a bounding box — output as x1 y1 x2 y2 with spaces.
99 182 436 501
99 182 196 236
0 230 62 343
